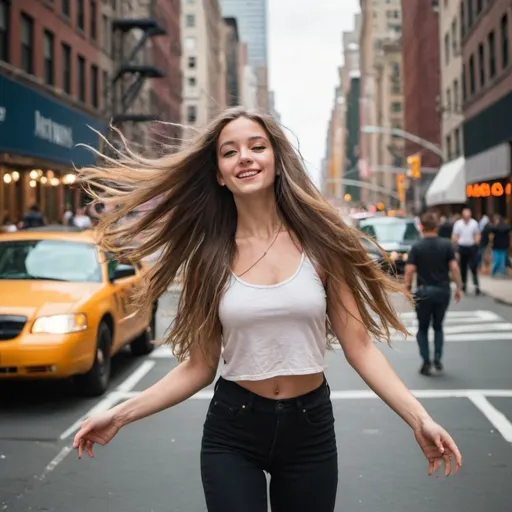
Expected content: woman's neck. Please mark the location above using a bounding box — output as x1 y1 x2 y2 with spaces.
234 193 281 239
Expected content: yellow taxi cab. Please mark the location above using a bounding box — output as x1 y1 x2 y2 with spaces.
0 225 157 396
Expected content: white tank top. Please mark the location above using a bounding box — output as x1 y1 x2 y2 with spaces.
218 253 327 381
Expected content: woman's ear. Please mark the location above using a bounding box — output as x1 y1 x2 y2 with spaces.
217 171 225 186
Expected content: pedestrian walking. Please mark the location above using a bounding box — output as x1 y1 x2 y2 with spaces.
405 212 463 376
452 207 481 294
488 214 511 277
73 107 462 511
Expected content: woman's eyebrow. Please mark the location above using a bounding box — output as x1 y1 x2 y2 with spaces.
219 136 268 151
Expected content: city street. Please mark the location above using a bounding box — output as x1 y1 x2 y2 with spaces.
1 292 512 511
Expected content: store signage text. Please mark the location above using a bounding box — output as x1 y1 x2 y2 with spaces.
34 110 74 149
466 182 512 198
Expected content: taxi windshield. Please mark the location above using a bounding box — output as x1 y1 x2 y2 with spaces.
0 240 102 283
358 218 421 244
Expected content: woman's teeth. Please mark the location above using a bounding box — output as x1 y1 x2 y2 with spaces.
238 170 260 179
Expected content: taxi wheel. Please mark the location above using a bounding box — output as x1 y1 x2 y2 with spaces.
130 323 155 356
75 322 112 397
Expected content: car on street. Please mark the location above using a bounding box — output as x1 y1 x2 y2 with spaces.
354 215 421 275
0 225 156 396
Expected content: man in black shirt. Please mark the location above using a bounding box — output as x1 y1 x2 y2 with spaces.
489 214 511 276
405 212 463 376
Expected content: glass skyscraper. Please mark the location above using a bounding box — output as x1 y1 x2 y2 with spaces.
221 0 268 68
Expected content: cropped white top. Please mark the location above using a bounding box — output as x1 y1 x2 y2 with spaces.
218 253 328 381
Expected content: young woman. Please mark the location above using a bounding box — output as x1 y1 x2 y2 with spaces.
73 108 462 511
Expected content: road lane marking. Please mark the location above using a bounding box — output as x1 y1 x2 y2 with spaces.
116 360 156 392
37 446 73 481
467 393 512 443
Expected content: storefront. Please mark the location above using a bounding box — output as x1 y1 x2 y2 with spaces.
0 74 106 225
425 156 466 213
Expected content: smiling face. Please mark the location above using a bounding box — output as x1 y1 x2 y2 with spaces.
216 117 276 197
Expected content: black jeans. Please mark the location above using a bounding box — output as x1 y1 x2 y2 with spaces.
200 376 338 512
415 285 451 364
458 245 479 289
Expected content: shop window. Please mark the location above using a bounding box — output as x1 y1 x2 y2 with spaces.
488 30 496 78
501 13 509 69
77 55 86 102
61 43 72 94
478 43 485 87
43 30 54 86
20 12 33 75
77 0 85 31
0 0 9 63
91 64 99 108
90 0 97 40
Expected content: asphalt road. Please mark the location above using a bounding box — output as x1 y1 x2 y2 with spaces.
1 291 512 511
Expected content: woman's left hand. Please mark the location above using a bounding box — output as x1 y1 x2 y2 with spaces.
413 418 462 476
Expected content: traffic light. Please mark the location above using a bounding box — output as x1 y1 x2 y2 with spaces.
407 154 422 179
396 173 406 204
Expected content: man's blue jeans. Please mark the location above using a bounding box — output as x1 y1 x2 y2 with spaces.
492 249 508 276
414 286 451 364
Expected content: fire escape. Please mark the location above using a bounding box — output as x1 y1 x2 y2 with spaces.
101 1 167 156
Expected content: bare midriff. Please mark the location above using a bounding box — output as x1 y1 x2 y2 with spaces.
236 372 324 400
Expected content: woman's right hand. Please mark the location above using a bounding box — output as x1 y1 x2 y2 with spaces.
72 409 122 459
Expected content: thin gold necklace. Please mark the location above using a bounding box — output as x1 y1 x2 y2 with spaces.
236 223 283 278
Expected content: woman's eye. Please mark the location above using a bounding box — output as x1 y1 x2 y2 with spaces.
252 146 265 151
223 150 236 157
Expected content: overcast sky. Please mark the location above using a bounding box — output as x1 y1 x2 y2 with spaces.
268 0 360 187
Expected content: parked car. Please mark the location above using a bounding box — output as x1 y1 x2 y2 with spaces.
0 226 157 396
354 216 421 275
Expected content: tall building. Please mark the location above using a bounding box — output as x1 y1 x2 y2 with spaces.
221 0 269 110
0 0 106 224
181 0 226 134
425 0 466 210
359 0 403 208
223 17 241 106
461 0 512 220
401 0 441 211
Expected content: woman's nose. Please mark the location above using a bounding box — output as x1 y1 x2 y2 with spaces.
239 150 253 164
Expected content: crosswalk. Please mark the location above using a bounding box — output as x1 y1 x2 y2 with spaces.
149 309 511 359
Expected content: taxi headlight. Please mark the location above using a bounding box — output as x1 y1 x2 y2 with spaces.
32 314 88 334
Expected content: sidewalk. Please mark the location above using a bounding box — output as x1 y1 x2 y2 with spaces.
478 274 512 305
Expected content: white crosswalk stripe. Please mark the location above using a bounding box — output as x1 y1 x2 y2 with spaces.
150 309 511 359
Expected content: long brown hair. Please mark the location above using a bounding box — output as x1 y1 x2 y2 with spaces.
78 107 411 365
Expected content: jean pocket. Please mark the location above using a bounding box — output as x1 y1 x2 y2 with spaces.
301 398 334 427
207 398 244 420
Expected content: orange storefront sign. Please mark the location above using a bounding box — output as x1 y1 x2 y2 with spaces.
466 182 512 198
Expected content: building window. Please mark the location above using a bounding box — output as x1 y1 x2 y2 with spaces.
188 76 196 87
501 13 509 69
90 0 97 40
91 64 99 107
62 0 70 17
187 105 197 123
184 37 196 51
446 134 452 161
0 0 9 63
453 79 459 112
43 30 54 86
187 56 196 68
469 54 475 95
460 2 465 39
488 30 496 78
446 88 451 112
444 32 450 64
462 64 467 102
451 20 457 53
391 102 402 112
102 70 109 107
478 43 485 87
77 0 85 30
61 43 71 93
476 0 483 15
77 55 86 102
466 0 473 29
20 12 33 74
102 14 109 53
186 14 195 27
454 127 461 157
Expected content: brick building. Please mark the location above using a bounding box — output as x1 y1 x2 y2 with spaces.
401 0 442 208
0 0 106 225
461 0 512 220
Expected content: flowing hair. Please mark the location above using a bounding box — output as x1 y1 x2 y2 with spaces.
78 107 411 366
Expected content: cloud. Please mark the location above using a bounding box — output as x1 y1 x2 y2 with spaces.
269 0 360 187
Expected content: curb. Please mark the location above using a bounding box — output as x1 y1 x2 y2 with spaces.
480 290 512 306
